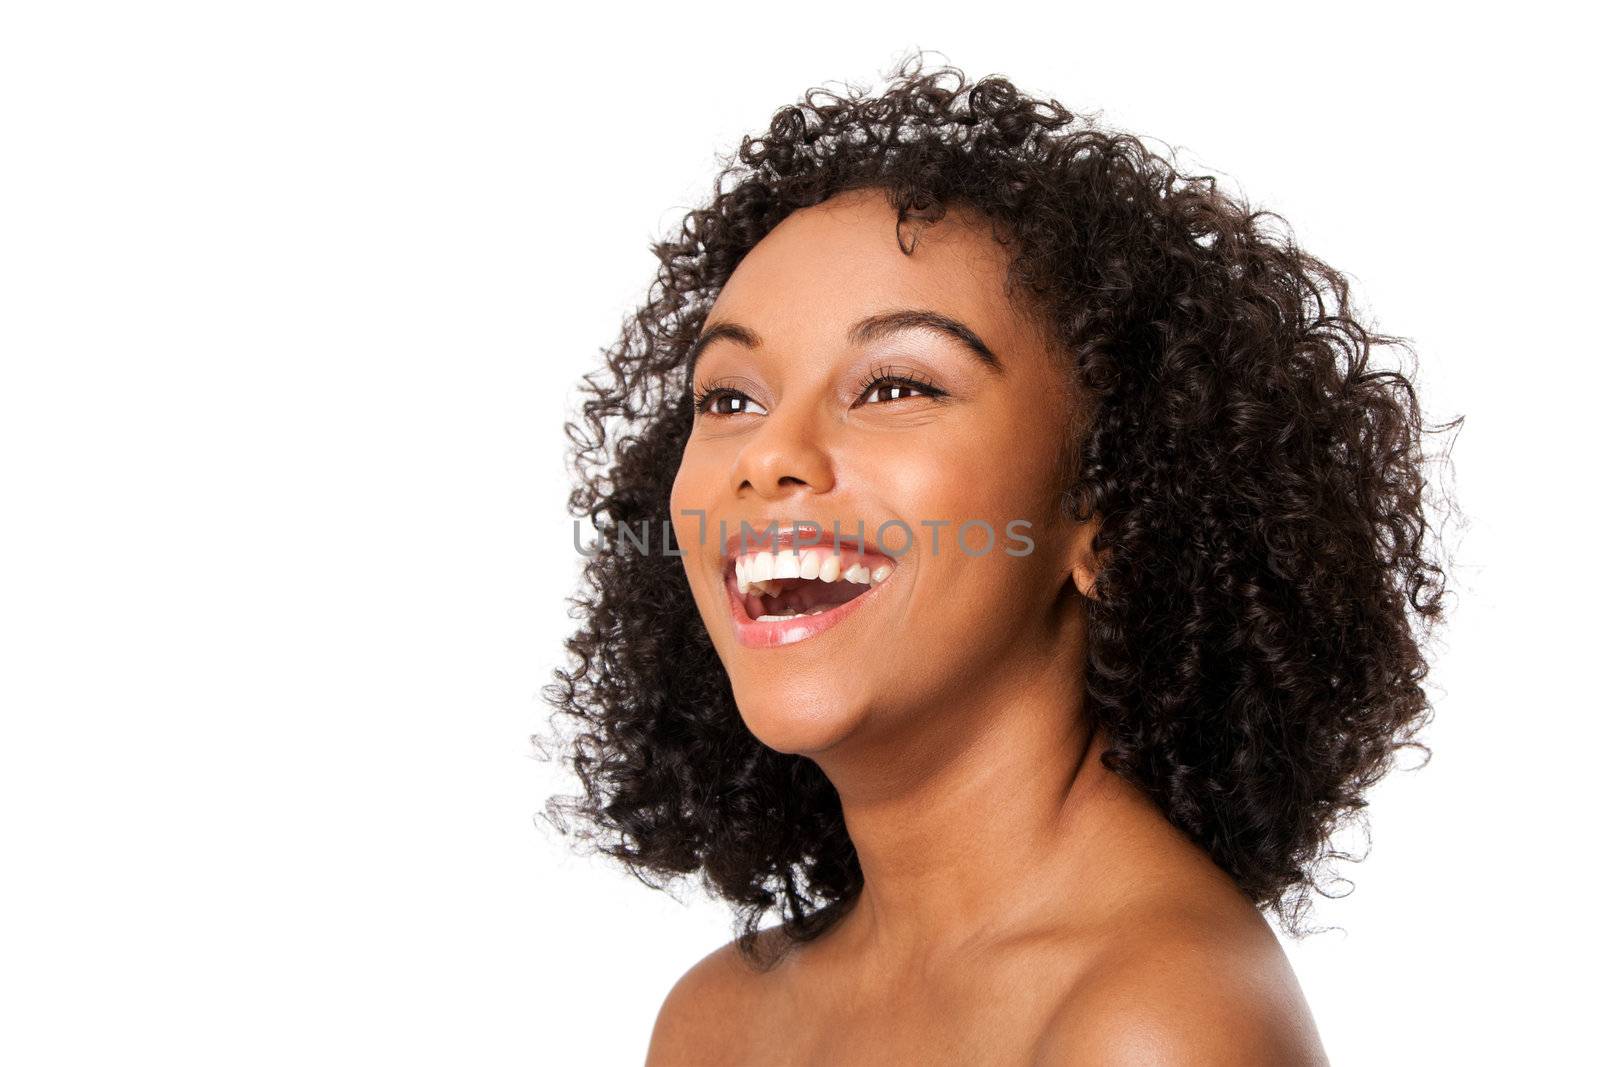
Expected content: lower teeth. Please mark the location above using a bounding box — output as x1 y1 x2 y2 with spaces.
755 607 830 622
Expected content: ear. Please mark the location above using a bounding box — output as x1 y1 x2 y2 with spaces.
1064 512 1105 601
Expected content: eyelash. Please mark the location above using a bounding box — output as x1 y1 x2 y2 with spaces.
691 364 948 417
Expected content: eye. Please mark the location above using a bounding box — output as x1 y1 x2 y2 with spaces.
854 365 948 407
860 378 932 404
693 386 768 417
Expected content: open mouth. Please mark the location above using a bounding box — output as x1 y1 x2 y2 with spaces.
735 547 893 619
721 535 898 648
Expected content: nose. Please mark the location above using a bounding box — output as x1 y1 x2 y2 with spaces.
731 400 836 500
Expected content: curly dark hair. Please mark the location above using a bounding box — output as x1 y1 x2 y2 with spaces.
536 50 1457 968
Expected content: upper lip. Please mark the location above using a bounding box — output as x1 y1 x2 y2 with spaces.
719 522 891 575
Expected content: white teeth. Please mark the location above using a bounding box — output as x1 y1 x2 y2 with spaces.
732 558 779 596
733 545 894 593
754 606 832 623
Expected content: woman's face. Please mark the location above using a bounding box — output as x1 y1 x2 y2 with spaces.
670 187 1088 756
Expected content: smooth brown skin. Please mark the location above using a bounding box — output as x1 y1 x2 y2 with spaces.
650 188 1328 1065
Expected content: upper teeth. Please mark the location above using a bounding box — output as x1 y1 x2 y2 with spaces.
734 548 894 595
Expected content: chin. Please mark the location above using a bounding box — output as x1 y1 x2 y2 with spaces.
727 676 872 756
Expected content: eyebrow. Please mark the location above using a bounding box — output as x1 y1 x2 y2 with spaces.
685 307 1005 382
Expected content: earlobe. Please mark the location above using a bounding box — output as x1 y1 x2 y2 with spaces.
1072 565 1100 601
1063 513 1105 602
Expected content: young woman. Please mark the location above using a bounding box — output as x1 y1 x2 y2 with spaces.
542 54 1449 1065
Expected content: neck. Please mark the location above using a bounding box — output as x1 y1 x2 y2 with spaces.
807 606 1135 968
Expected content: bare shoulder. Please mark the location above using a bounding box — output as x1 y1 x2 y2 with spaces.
1029 909 1329 1067
643 929 785 1067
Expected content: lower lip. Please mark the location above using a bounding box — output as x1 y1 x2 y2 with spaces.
723 566 892 649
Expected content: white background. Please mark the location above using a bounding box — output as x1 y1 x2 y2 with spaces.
2 3 1593 1063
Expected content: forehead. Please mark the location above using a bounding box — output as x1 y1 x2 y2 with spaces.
704 187 1034 352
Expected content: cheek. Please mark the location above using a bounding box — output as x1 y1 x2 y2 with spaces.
668 462 711 598
667 465 687 534
668 444 710 542
873 428 1059 532
881 426 1067 620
